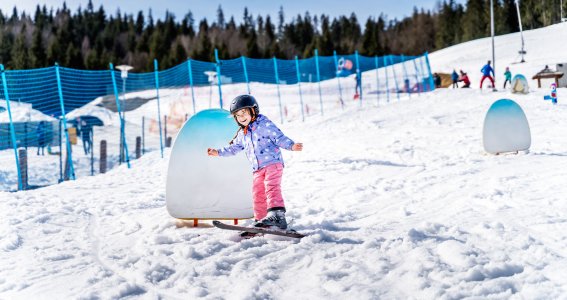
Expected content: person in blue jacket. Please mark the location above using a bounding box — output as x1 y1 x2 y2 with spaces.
451 70 459 88
208 95 303 232
480 60 495 89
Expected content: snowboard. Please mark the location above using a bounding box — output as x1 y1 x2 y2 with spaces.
212 221 306 239
166 109 253 220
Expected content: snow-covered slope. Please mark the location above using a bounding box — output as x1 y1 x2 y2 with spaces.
2 23 567 299
429 21 567 89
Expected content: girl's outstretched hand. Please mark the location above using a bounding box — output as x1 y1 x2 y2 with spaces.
207 148 219 156
292 143 303 151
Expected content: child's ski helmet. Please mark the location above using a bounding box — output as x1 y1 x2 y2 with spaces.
230 94 259 116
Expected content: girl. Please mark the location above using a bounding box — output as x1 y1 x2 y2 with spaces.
207 95 303 230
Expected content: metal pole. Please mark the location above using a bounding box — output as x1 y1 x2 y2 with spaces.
153 59 164 159
110 63 131 167
491 0 496 86
1 64 23 190
314 49 324 115
273 57 284 124
515 0 526 63
242 56 250 94
187 59 196 114
214 49 223 108
295 56 305 122
55 64 76 180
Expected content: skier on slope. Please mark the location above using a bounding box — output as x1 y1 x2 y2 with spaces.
480 60 495 89
207 95 303 235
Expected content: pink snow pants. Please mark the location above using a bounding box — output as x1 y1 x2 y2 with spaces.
252 163 285 220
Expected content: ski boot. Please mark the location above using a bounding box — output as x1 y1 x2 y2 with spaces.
255 209 287 230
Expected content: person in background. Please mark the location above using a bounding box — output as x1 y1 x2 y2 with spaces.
503 67 512 89
36 121 48 156
459 70 471 88
451 69 459 88
480 60 495 89
433 73 441 88
77 117 93 155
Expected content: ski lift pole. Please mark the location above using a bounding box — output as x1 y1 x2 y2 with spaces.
1 64 23 190
333 51 344 108
242 56 250 94
55 63 76 178
383 55 390 102
515 0 526 62
314 49 324 115
153 59 164 159
214 49 224 108
110 63 132 167
491 0 496 77
295 56 305 122
187 59 196 114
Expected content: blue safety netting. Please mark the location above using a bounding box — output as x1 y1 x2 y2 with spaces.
1 52 434 191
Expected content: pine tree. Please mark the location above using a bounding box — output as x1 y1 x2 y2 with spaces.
462 0 488 41
30 25 46 68
11 25 30 69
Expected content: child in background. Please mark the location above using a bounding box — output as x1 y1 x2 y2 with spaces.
503 67 512 89
208 95 303 231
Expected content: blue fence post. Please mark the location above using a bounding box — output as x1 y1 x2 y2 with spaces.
355 50 362 105
389 55 401 101
1 64 23 190
241 56 250 94
333 51 344 109
314 49 324 116
419 54 427 92
383 56 390 103
153 59 164 159
109 63 132 168
294 56 306 122
187 59 196 114
424 51 435 91
55 63 76 180
401 54 411 98
412 57 422 96
272 57 284 124
374 56 380 105
214 49 224 108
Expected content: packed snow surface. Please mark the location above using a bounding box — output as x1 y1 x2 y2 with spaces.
1 22 567 299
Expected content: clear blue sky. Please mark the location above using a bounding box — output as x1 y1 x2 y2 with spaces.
1 0 466 23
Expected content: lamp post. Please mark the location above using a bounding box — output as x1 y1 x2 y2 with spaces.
115 65 132 164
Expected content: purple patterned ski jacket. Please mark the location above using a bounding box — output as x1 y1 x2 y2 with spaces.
217 114 295 172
